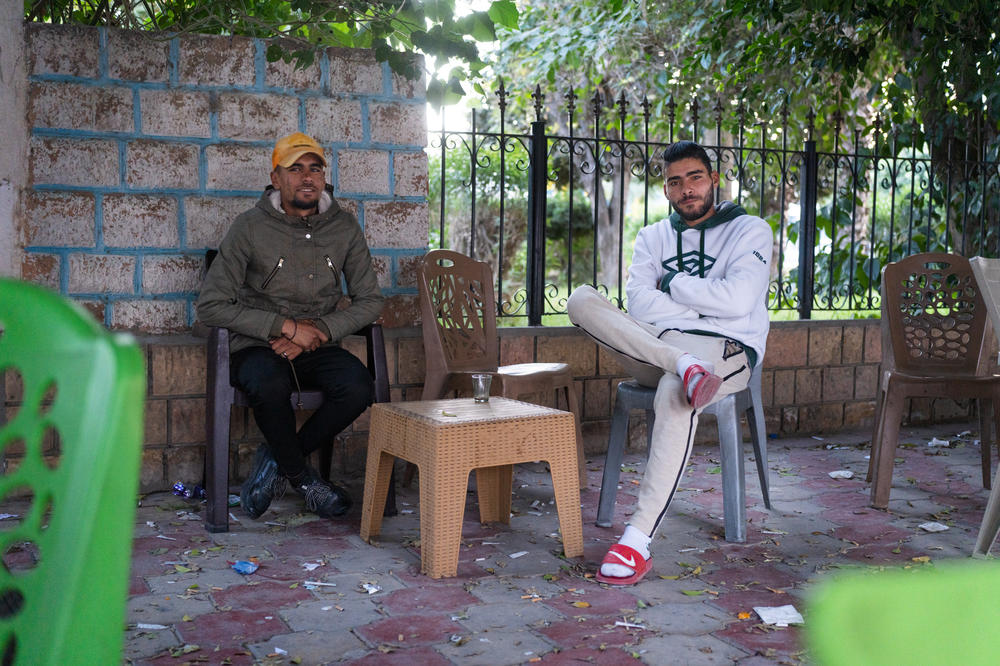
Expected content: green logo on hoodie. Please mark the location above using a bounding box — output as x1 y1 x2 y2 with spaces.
662 251 716 275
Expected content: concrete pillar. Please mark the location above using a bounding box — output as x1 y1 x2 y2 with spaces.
0 11 26 278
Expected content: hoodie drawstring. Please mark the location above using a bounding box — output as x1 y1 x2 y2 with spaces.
676 227 708 277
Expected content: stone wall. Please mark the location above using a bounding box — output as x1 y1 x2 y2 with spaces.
18 23 427 330
68 318 978 493
0 9 27 276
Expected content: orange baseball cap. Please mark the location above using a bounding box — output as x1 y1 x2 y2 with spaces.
271 132 326 170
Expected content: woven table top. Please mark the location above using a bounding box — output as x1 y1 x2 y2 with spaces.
374 397 569 426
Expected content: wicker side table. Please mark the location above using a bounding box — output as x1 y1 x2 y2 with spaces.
360 397 584 578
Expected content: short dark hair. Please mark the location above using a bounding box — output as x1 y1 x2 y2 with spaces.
663 140 713 174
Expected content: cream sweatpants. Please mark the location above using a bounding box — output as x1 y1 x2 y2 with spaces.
566 285 751 537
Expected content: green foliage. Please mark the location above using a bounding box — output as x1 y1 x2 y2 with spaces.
486 0 999 319
491 0 696 134
25 0 520 105
545 189 592 242
701 0 1000 145
489 0 999 160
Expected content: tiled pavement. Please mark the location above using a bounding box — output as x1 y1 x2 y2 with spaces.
125 423 997 665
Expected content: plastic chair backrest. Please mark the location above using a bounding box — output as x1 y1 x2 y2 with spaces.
882 252 990 377
0 279 144 665
418 249 500 375
970 256 1000 349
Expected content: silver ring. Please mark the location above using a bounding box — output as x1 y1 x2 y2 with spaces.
282 352 288 358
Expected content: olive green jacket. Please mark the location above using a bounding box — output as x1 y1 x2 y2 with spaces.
196 186 384 355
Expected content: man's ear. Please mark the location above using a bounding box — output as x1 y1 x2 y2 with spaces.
270 168 281 188
711 171 720 187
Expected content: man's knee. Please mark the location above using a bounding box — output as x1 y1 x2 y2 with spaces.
314 354 374 407
567 284 601 324
232 349 293 401
341 368 375 408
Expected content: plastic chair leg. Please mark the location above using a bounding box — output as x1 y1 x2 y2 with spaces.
717 395 747 543
205 399 233 533
596 389 632 527
979 398 993 489
974 465 1000 557
867 385 886 483
561 379 587 488
746 399 771 509
871 391 905 509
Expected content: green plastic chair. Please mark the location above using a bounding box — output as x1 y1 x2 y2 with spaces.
0 279 144 665
808 562 1000 665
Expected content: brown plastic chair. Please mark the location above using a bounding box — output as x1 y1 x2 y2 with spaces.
417 249 586 485
867 252 1000 509
204 323 396 532
970 257 1000 556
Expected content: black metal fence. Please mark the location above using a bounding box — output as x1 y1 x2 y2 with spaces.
429 85 1000 324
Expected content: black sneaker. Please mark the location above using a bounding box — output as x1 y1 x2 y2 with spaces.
292 468 352 518
240 444 287 519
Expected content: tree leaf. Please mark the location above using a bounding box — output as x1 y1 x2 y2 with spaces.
488 1 519 30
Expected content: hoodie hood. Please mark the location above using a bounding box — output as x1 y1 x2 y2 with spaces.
663 201 747 279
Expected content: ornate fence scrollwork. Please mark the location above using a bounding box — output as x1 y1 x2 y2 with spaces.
430 84 1000 322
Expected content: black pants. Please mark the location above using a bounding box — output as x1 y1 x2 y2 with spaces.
231 345 373 479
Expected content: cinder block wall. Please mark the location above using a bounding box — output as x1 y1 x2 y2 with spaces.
105 318 978 492
7 22 429 490
20 23 427 329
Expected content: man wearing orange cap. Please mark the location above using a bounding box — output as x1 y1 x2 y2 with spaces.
197 132 384 520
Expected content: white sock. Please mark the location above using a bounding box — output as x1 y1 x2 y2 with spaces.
676 354 713 400
600 525 652 578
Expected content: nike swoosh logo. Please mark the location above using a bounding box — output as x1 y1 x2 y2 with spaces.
609 550 636 567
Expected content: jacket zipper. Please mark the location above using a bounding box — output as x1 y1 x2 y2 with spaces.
261 256 285 290
324 255 339 279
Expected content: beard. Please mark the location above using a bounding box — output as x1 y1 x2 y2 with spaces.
292 194 319 211
673 189 715 222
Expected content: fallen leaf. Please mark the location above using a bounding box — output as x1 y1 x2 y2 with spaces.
738 611 752 620
681 590 704 596
912 556 931 563
571 601 591 608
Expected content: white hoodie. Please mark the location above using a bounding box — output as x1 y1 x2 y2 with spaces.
626 201 772 365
